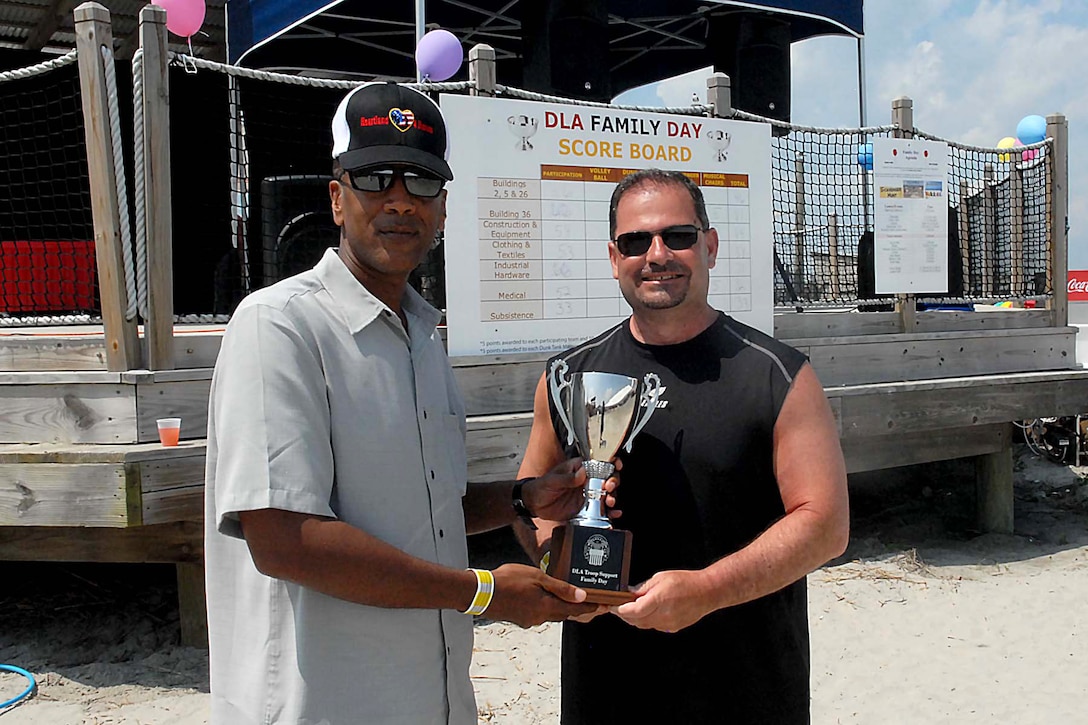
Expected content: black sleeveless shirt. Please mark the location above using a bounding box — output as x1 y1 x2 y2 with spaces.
551 313 812 725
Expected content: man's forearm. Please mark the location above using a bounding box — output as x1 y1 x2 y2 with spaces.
699 503 848 613
463 479 519 535
240 509 478 610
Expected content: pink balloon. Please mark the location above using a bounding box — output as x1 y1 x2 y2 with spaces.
416 29 463 81
1015 139 1038 162
155 0 206 39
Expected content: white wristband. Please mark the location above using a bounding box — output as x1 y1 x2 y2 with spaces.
463 568 495 616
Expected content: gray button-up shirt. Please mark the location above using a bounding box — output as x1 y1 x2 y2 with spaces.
205 249 474 725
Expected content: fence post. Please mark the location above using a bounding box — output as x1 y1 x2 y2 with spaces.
828 213 840 299
74 2 140 371
1047 113 1069 327
982 164 995 298
469 44 495 97
794 152 806 299
891 96 915 330
707 73 731 118
958 181 971 294
139 4 174 370
1009 161 1024 297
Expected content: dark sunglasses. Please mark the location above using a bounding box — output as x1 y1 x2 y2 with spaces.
613 224 705 257
342 168 446 198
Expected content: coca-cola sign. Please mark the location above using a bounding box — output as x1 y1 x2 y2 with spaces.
1068 271 1088 300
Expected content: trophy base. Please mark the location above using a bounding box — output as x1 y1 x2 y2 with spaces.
547 523 635 605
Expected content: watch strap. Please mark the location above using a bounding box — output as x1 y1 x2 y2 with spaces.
512 478 538 530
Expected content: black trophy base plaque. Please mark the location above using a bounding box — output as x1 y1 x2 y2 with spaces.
547 524 634 604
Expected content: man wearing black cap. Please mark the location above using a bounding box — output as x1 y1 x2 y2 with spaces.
205 82 602 725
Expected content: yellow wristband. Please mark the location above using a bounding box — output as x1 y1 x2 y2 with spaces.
463 568 495 616
539 551 550 573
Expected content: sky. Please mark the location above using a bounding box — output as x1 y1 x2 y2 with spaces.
614 0 1088 269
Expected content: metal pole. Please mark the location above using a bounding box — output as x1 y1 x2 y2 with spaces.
415 0 426 82
858 37 870 235
856 37 867 127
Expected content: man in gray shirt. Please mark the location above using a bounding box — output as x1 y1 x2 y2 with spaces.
205 82 601 725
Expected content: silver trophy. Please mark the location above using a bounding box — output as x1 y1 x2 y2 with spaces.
549 359 663 528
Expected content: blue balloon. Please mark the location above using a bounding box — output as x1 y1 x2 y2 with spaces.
857 142 874 171
1016 114 1047 145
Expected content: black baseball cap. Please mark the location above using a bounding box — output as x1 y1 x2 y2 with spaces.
331 82 453 181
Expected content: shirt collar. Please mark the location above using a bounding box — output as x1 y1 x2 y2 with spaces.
314 248 441 335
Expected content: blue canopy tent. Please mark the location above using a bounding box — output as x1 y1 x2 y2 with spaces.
226 0 863 113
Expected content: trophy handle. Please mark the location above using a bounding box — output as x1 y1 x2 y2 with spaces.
549 359 576 447
622 372 663 453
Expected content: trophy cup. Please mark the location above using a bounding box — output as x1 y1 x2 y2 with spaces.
546 359 663 604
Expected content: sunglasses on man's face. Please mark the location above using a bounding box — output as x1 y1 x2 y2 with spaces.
613 224 705 257
343 168 446 198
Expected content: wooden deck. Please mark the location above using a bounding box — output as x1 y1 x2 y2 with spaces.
4 311 1088 645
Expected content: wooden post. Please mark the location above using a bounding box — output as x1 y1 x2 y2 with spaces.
140 4 174 370
1009 162 1024 297
74 2 140 371
959 180 971 296
469 44 495 97
891 96 915 330
982 164 995 298
794 152 806 298
828 213 840 298
176 561 209 648
975 424 1014 534
1047 113 1069 327
707 72 731 118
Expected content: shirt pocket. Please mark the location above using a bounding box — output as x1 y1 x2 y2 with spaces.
441 413 468 496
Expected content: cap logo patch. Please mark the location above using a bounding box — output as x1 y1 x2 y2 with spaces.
389 108 415 132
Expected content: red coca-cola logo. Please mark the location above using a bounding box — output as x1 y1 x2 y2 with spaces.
1068 272 1088 300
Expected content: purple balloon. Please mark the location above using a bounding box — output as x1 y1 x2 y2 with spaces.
416 29 464 81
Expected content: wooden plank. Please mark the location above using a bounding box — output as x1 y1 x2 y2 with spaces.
0 440 203 464
0 383 137 444
466 413 533 482
0 521 203 562
142 488 203 525
835 374 1088 439
135 378 211 442
0 370 122 384
774 309 1055 339
0 330 223 373
840 423 1008 473
137 452 204 525
805 329 1076 386
138 454 206 493
454 359 544 416
74 3 140 370
0 338 112 372
140 4 175 370
913 309 1053 332
0 462 129 526
123 367 214 384
172 333 223 369
774 311 902 339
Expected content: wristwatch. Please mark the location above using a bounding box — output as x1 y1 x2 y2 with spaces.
511 478 537 530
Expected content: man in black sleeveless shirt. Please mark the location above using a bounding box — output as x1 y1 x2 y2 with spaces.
516 169 849 724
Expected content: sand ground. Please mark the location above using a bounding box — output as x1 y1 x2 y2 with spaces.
2 445 1087 724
